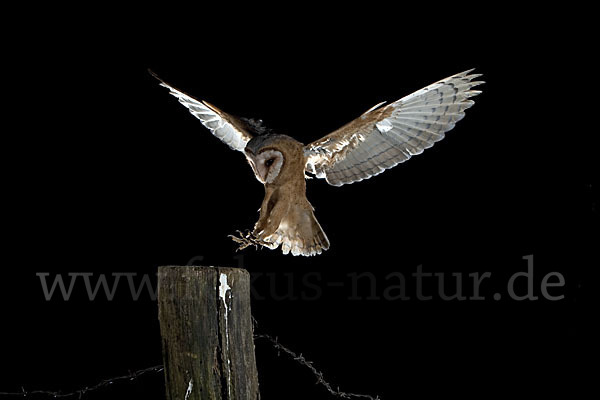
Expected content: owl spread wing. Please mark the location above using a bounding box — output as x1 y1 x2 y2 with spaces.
304 69 484 186
150 71 252 152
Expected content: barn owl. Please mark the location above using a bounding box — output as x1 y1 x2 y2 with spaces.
151 70 483 256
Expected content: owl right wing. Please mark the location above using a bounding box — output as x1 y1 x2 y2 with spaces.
150 70 253 152
304 69 483 186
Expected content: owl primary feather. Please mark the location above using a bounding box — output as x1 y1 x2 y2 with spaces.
151 70 483 256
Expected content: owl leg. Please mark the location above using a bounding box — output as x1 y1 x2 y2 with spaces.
254 199 288 239
229 189 287 252
253 198 273 236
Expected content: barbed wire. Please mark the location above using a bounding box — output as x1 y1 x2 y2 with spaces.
254 333 380 400
0 333 380 399
0 365 164 398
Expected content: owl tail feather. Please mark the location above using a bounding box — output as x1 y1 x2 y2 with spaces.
266 206 330 257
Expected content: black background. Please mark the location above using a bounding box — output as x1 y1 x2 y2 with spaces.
2 5 596 399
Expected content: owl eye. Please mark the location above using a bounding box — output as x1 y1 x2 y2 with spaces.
265 158 275 167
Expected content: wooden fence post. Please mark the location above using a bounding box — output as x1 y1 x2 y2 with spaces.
157 266 260 400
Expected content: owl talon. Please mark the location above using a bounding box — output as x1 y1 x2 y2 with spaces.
229 230 272 251
229 230 253 251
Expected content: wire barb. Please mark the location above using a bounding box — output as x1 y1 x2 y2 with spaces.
254 333 381 399
0 365 164 399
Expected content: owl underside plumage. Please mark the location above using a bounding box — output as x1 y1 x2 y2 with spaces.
230 177 330 257
151 69 484 256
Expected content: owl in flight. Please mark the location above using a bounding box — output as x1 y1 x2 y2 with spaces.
152 69 483 256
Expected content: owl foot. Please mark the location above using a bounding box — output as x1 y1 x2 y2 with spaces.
229 230 272 251
229 230 255 251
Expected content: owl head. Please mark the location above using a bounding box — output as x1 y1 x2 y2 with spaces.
245 134 304 185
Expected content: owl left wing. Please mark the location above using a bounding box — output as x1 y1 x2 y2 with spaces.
150 70 252 152
304 69 483 186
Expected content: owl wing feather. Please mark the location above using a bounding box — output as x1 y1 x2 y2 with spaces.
304 69 484 186
150 70 252 152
